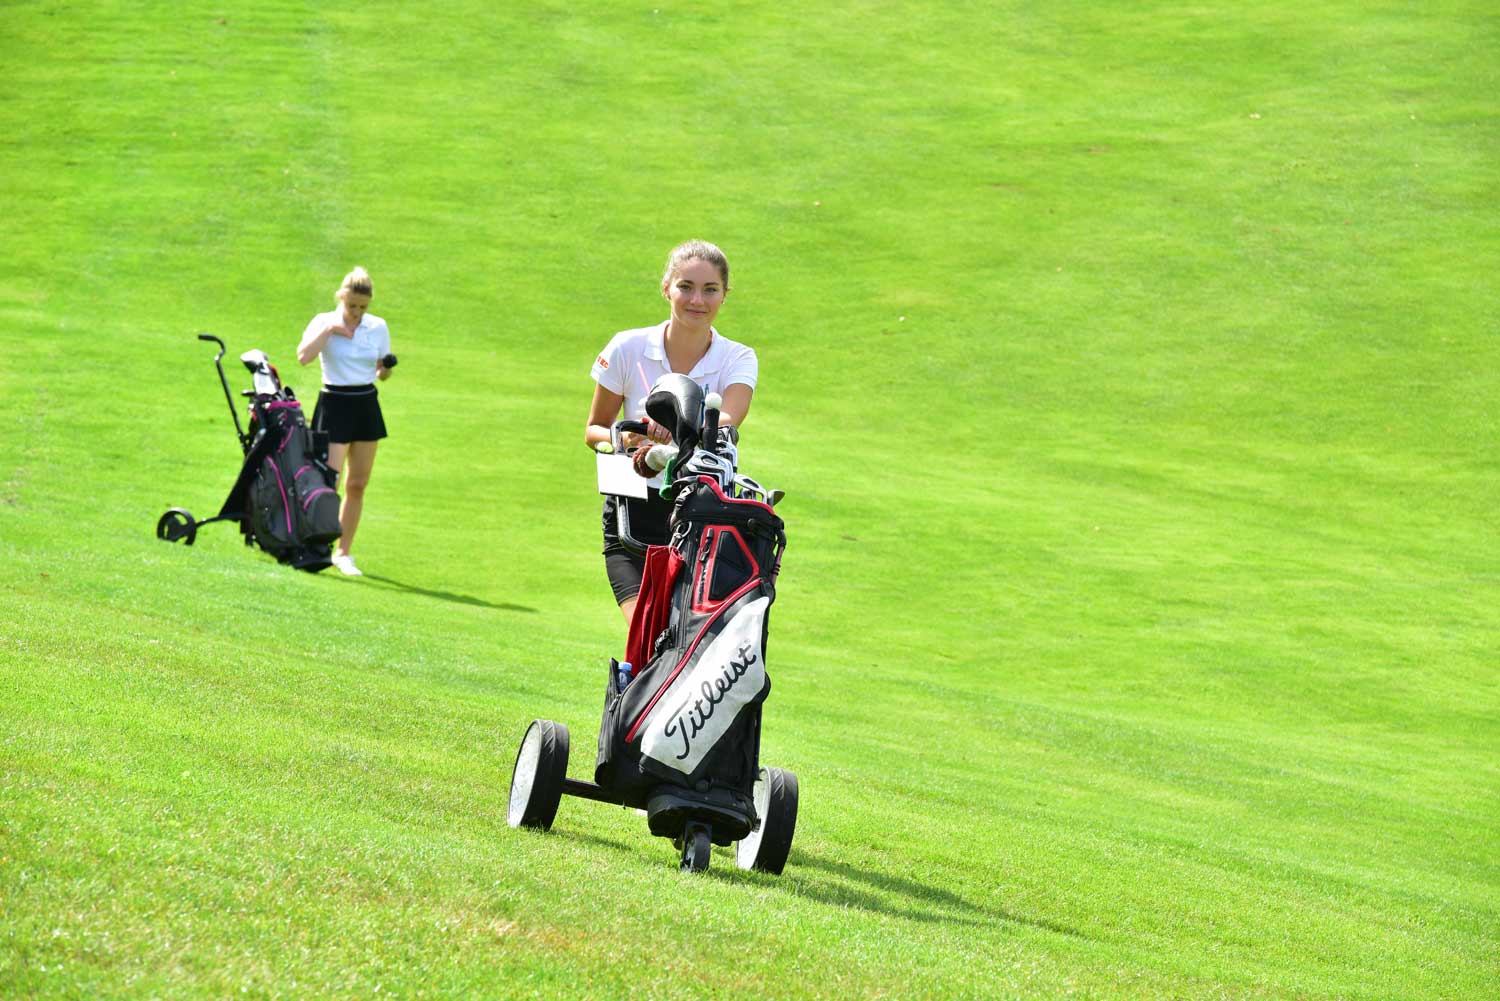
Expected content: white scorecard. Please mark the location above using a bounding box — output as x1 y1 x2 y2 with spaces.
597 452 649 499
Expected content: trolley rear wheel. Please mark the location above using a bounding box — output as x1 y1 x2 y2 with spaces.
735 767 798 875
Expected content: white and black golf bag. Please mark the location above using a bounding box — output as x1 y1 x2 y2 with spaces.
595 385 786 845
505 372 796 872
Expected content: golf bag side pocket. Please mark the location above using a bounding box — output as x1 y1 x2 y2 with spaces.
596 660 624 778
250 456 296 554
595 658 660 807
291 456 341 545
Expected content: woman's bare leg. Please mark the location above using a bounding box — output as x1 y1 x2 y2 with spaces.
336 440 379 557
326 441 349 484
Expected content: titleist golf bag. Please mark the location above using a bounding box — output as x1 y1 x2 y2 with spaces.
507 373 797 873
595 376 788 850
157 336 342 571
594 470 786 828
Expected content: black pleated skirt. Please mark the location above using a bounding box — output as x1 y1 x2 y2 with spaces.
312 384 387 444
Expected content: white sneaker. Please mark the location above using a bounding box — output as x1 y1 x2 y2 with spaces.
331 553 362 577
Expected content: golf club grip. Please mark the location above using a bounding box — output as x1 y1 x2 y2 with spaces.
703 408 719 454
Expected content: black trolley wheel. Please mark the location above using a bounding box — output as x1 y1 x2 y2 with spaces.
735 767 799 875
507 719 570 831
156 508 198 545
681 824 712 873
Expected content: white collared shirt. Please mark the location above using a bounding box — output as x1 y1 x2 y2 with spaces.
591 321 757 419
303 310 390 386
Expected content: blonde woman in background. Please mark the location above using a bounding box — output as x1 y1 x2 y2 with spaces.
297 266 396 577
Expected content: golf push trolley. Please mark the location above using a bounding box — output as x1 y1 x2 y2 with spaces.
507 375 800 873
155 334 342 571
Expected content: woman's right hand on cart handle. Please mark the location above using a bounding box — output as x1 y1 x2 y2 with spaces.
619 417 673 453
644 417 672 444
632 443 679 478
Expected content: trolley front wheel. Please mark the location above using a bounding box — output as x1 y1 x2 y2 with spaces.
156 508 198 545
681 824 712 873
507 719 569 831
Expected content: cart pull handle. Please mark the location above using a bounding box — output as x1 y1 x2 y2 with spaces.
199 333 247 449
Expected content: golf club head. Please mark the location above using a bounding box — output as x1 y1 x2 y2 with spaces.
644 374 704 452
732 474 767 503
239 349 271 373
680 449 735 490
239 349 281 395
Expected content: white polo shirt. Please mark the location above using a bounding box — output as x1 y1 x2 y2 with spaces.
302 309 390 386
591 322 757 420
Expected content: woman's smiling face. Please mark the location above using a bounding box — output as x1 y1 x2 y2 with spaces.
663 258 726 330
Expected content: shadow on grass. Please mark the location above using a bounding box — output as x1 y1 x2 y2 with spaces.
358 573 539 613
779 850 1086 938
555 828 642 857
555 825 1082 937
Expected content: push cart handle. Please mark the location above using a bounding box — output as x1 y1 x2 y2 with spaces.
610 419 648 454
199 333 246 447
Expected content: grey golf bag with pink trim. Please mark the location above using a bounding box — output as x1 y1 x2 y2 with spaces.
157 337 340 572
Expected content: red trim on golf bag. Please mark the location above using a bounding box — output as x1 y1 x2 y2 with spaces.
623 575 762 744
624 545 685 673
696 474 776 515
692 526 758 615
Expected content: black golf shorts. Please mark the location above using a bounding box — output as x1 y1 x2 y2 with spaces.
600 495 672 604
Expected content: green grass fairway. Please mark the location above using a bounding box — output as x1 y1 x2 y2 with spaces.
3 1 1497 997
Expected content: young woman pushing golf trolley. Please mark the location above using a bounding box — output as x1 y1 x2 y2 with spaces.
584 241 758 624
505 242 800 872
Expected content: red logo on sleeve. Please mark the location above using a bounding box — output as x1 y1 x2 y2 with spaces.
597 355 609 370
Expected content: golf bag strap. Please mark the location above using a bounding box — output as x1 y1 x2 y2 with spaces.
216 429 277 519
